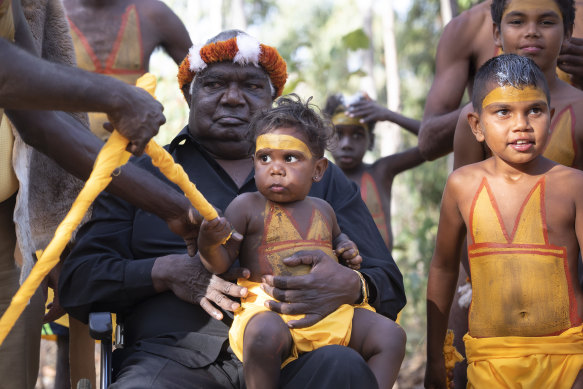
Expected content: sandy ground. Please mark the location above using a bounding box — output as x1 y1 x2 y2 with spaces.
36 339 100 389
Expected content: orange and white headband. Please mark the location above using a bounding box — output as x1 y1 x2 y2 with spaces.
177 33 287 100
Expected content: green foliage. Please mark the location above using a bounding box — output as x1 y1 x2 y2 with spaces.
341 28 370 50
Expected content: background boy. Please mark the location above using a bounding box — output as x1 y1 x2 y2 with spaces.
198 96 406 389
426 54 583 389
324 94 424 251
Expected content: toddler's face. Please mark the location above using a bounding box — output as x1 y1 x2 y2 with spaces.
254 127 326 203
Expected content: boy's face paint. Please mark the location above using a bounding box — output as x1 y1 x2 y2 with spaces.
482 85 548 108
331 124 371 171
495 0 565 71
254 127 327 203
502 0 562 21
469 84 551 165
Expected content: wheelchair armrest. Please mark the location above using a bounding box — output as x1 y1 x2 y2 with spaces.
89 312 112 341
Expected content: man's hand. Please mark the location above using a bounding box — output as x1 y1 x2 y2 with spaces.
559 37 583 88
347 97 391 123
151 254 249 320
165 206 203 257
261 250 361 328
104 86 166 156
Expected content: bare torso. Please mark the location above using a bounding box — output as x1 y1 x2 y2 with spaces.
452 161 583 337
227 192 338 282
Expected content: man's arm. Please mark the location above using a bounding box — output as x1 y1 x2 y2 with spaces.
0 38 164 155
425 174 466 389
558 37 583 90
144 0 192 65
262 163 406 324
6 109 199 254
7 0 165 155
418 16 476 160
453 104 488 170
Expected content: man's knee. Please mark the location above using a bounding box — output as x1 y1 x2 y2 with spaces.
281 345 378 389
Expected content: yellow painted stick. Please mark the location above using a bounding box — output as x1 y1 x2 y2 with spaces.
0 131 130 346
0 73 218 345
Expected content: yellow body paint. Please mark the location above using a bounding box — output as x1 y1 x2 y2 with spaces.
256 134 313 159
468 178 579 338
331 111 369 131
482 85 547 109
502 0 562 20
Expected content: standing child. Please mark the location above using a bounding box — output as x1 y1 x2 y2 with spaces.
425 54 583 389
450 0 583 385
324 94 424 251
198 95 406 389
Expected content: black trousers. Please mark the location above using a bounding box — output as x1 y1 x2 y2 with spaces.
111 344 378 389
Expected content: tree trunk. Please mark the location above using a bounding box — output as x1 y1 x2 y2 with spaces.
379 0 401 156
209 0 223 32
440 0 455 26
229 0 247 30
359 0 376 100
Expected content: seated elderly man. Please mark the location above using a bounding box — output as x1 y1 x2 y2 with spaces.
59 30 406 388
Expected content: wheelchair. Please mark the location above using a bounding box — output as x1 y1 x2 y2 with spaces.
88 312 118 389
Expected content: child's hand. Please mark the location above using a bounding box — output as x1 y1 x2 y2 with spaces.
198 217 233 249
334 238 362 270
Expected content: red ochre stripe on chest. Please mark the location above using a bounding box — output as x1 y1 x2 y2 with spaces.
469 177 548 245
262 240 333 253
469 244 565 258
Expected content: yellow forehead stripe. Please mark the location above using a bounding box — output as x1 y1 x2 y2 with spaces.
256 134 313 159
502 0 562 20
331 111 369 132
482 85 547 109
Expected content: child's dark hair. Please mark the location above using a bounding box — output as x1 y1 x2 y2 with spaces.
491 0 575 35
248 94 334 158
472 54 550 112
323 94 377 141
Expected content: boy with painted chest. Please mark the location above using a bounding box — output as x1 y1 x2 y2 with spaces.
426 54 583 389
197 96 405 389
449 1 583 385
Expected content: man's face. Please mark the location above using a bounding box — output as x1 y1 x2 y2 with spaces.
494 0 566 72
188 62 274 159
331 124 371 171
